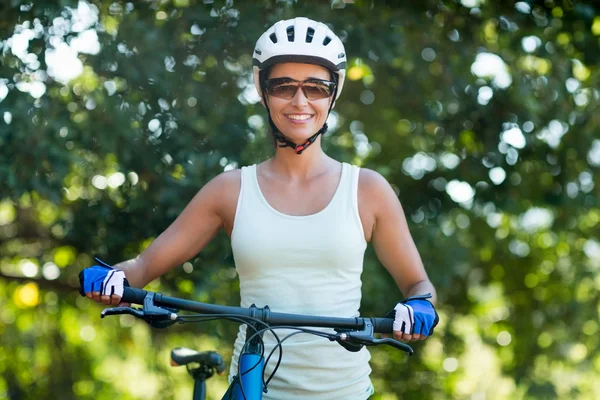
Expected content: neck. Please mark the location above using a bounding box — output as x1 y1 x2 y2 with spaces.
268 136 332 180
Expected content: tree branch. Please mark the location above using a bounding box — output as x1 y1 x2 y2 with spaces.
0 271 79 293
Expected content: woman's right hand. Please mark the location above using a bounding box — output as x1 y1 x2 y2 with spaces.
79 261 129 306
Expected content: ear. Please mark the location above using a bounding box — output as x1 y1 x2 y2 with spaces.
262 93 271 108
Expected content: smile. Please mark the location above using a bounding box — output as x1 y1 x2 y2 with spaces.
285 114 314 122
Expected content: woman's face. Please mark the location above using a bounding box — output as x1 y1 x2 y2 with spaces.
265 62 334 142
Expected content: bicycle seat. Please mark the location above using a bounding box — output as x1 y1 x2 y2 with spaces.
170 347 226 374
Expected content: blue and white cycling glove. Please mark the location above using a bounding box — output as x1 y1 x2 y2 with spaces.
78 258 129 298
389 293 439 337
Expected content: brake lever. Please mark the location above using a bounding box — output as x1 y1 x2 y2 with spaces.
100 292 179 327
371 337 414 355
336 319 414 355
101 306 145 319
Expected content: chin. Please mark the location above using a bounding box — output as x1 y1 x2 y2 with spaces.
284 129 315 141
284 123 320 136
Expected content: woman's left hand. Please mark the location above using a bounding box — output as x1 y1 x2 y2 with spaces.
394 332 427 342
390 294 439 342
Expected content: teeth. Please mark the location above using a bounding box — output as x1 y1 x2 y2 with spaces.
287 115 312 121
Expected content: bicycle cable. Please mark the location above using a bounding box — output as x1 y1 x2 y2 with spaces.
174 314 341 399
243 325 343 390
158 312 372 399
174 313 283 400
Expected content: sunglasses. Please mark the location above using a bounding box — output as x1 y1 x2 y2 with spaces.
264 77 336 101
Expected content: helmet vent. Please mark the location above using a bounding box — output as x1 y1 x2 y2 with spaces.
338 53 345 58
305 27 315 43
323 36 332 46
269 33 278 43
286 26 295 41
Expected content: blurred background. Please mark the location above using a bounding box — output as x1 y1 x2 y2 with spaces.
1 0 599 399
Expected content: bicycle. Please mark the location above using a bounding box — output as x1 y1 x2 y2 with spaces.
100 287 414 400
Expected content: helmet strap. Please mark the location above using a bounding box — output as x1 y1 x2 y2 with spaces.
263 92 336 155
271 120 328 155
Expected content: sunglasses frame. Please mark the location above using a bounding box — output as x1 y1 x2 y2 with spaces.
263 77 336 101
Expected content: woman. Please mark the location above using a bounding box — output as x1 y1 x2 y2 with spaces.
80 17 438 399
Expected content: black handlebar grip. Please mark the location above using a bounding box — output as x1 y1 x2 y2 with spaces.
372 317 394 334
122 287 148 305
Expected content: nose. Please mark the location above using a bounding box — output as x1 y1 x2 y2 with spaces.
290 86 308 107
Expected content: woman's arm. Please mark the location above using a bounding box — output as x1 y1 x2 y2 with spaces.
359 168 437 340
106 169 240 291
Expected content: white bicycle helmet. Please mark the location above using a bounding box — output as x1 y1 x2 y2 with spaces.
252 17 347 101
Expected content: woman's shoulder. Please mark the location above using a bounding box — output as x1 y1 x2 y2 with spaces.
213 167 243 184
199 168 243 206
205 163 260 199
357 167 390 190
357 167 399 207
199 168 244 225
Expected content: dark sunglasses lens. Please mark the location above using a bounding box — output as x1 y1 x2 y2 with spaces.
302 83 333 100
269 84 298 99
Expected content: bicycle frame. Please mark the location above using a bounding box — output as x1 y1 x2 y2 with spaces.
224 344 265 399
102 287 413 400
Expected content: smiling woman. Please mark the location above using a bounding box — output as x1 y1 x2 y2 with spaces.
78 15 438 400
2 0 600 398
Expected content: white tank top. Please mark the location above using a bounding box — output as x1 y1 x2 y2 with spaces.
229 163 373 400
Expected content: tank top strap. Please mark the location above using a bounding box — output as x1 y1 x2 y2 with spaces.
327 162 352 209
350 163 361 212
241 164 258 193
235 164 259 216
343 163 364 239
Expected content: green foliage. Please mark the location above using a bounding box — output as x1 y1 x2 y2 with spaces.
1 0 600 399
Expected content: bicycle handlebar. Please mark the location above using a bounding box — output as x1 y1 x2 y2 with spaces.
115 287 413 354
122 287 394 334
